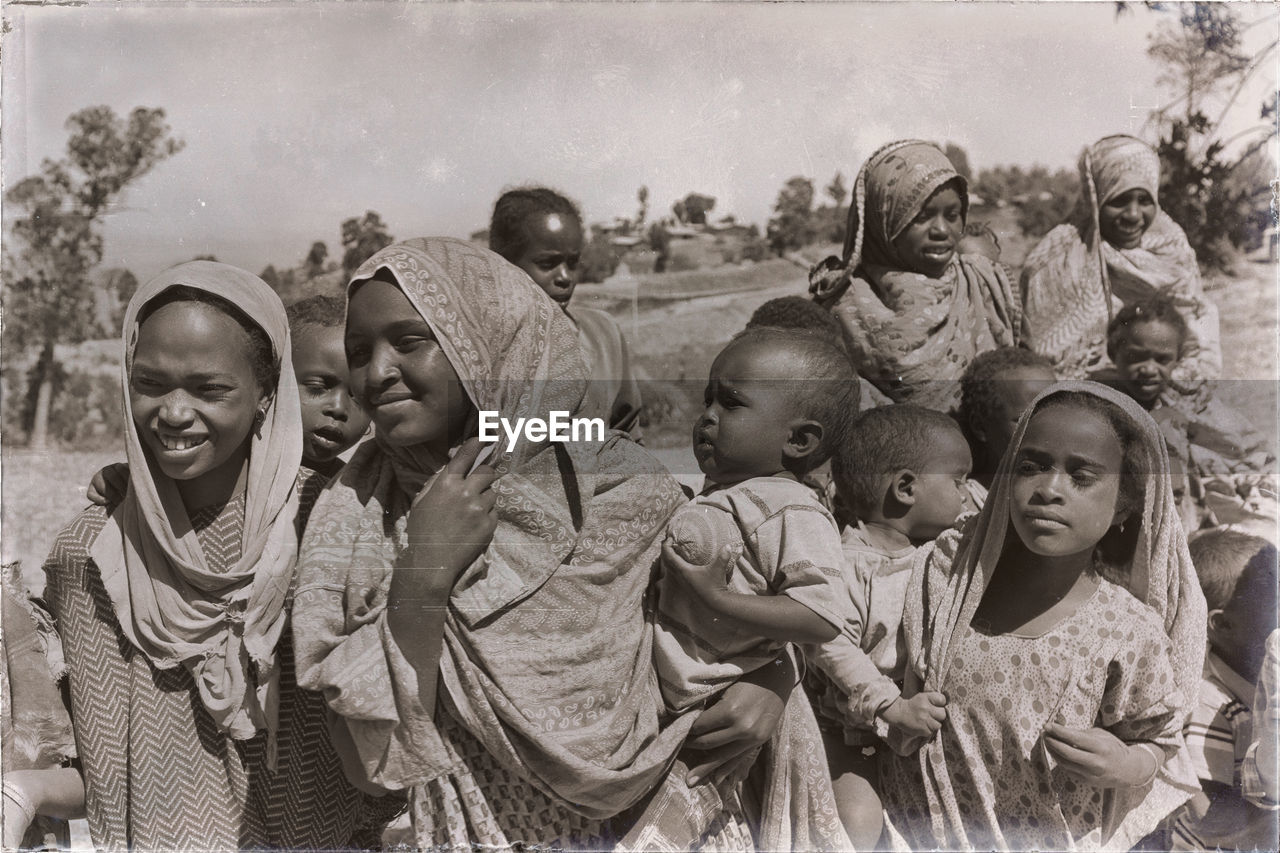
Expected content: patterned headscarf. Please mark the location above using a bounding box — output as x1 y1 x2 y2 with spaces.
293 238 692 812
90 262 302 743
1020 135 1219 382
809 140 1018 409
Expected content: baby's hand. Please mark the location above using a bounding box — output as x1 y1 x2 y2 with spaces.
662 537 736 603
87 462 129 507
880 692 947 740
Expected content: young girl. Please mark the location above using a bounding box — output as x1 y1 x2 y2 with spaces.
291 238 848 851
881 381 1206 851
40 262 398 849
808 139 1020 411
489 187 644 440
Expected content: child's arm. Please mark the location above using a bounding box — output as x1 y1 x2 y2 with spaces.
1042 724 1164 788
665 546 839 644
2 767 86 848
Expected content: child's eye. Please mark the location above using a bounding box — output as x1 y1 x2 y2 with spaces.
1014 459 1043 476
1071 470 1099 487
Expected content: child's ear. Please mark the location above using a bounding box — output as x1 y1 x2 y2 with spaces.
783 419 823 461
1207 608 1231 643
890 469 917 507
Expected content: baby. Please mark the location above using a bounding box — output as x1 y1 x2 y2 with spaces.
806 404 970 847
654 327 858 714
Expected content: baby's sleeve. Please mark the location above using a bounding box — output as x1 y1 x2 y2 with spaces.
805 548 901 731
754 504 852 634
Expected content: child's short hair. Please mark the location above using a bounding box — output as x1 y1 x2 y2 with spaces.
730 327 858 473
489 187 582 264
834 405 963 519
957 347 1055 443
286 294 345 333
746 297 847 353
1188 528 1271 612
1105 294 1190 362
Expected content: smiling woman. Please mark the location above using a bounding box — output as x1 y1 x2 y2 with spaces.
809 139 1021 411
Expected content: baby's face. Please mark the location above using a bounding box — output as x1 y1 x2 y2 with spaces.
1113 320 1181 404
908 426 974 541
293 324 371 465
957 233 1001 263
693 337 805 486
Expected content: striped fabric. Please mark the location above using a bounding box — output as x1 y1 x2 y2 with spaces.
43 473 402 851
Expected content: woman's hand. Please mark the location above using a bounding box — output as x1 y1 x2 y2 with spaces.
398 438 498 585
86 462 129 507
1043 724 1160 788
683 651 795 786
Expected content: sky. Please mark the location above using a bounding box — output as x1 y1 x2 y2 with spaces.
3 1 1276 279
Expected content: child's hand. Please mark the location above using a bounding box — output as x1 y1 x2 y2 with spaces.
661 537 737 606
400 438 498 585
87 462 129 507
880 692 947 740
1043 723 1159 788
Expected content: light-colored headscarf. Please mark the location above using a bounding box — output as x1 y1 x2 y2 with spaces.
809 139 1020 410
89 262 302 743
901 380 1205 846
1020 134 1220 382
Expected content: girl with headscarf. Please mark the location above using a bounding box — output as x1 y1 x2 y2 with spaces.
809 139 1021 411
291 238 849 851
1020 134 1221 384
880 381 1205 851
40 262 400 850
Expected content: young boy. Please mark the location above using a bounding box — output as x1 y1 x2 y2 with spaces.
1171 531 1279 850
804 404 969 848
654 327 858 714
956 347 1057 489
1098 295 1275 533
285 295 371 477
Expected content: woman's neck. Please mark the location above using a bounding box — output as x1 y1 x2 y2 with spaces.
176 450 250 514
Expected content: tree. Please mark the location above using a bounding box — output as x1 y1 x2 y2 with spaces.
305 241 329 280
672 193 716 225
767 177 816 255
260 264 281 292
1140 2 1278 268
636 186 649 229
3 106 183 448
341 211 394 276
944 143 973 182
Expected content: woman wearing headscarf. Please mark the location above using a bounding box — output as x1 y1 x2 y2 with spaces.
292 238 848 851
809 139 1021 411
40 262 400 850
880 381 1205 850
1020 134 1221 384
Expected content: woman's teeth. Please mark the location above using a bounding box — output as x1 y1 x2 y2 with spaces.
160 435 205 451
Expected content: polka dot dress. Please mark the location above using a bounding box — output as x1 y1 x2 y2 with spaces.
883 578 1186 851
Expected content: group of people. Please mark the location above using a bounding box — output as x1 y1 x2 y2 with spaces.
1 132 1275 852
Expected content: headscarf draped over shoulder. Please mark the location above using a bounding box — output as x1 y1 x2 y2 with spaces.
809 139 1019 410
901 380 1205 847
292 238 694 816
1020 134 1220 383
89 261 303 744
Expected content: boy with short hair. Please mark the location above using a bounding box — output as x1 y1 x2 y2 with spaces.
805 404 970 848
285 295 370 477
1171 531 1279 850
654 327 859 713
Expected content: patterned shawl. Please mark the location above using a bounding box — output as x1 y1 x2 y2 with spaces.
1020 134 1220 382
292 238 697 817
809 139 1019 410
89 262 302 742
901 380 1205 847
